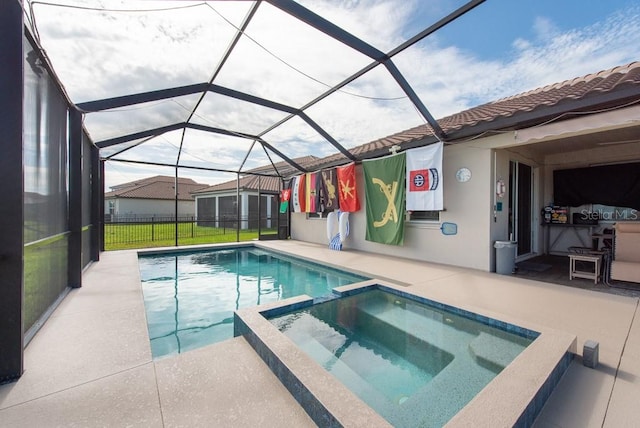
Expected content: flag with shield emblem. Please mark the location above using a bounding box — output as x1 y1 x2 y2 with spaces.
406 143 443 211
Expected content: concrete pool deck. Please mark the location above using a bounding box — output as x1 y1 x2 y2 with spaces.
1 240 638 427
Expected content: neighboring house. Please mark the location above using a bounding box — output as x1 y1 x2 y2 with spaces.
288 62 640 273
105 175 209 221
192 156 318 229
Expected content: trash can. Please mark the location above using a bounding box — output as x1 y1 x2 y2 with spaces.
494 240 517 275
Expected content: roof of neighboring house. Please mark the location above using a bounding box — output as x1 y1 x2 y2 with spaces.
109 175 202 191
193 156 319 195
106 175 209 201
304 61 640 170
194 175 283 195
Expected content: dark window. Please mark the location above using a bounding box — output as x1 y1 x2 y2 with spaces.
308 212 330 219
219 196 240 228
409 211 440 222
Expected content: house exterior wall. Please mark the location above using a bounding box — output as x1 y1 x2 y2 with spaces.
291 141 497 271
285 108 640 272
106 198 195 218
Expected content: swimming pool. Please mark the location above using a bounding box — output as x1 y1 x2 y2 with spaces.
234 282 576 427
138 245 369 359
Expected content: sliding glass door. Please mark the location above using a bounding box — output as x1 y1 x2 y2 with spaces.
509 161 533 257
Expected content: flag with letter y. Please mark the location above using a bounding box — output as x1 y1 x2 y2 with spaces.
363 153 406 245
406 142 443 211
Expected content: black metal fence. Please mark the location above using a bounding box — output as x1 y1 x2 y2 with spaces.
104 215 279 250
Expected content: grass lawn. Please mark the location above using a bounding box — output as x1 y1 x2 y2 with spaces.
22 223 278 331
24 236 68 332
104 222 277 250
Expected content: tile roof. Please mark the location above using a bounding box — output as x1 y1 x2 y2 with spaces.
110 175 202 191
106 175 209 200
193 61 640 188
194 175 283 194
440 61 640 133
193 156 319 194
244 155 319 177
304 61 640 171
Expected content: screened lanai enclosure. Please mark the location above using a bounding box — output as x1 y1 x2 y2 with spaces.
2 0 493 381
3 0 638 384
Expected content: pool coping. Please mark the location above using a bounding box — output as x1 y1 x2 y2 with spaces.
234 280 577 427
136 242 401 287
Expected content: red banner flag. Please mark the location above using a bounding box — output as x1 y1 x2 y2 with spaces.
279 188 291 214
336 163 360 212
305 172 319 213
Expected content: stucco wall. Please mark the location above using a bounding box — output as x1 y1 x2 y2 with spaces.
290 108 640 271
108 198 195 218
291 143 496 271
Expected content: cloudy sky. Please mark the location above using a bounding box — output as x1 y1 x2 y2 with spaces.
26 0 640 189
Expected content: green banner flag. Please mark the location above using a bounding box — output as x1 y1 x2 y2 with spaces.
363 153 406 245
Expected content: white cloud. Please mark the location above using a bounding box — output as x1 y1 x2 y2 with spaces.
30 0 640 189
532 16 559 41
398 4 640 118
295 0 417 51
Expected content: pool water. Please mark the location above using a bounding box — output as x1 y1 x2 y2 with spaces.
269 289 537 427
138 246 368 359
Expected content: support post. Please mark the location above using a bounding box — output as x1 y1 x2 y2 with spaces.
68 108 83 288
100 160 106 251
0 0 25 382
91 144 101 261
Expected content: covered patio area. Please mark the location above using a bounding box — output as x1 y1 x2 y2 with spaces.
515 254 640 299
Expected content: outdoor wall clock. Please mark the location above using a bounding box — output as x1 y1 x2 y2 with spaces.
455 167 471 182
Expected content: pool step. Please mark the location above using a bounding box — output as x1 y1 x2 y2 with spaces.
353 297 475 356
468 332 527 372
355 298 529 366
280 314 403 417
344 299 511 426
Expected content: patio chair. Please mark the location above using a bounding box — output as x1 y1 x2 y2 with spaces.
610 223 640 283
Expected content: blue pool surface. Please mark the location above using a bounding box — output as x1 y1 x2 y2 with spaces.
268 288 538 427
138 246 368 359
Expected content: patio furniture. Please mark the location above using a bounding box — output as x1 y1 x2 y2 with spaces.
569 252 602 284
592 230 614 251
544 223 596 254
610 223 640 283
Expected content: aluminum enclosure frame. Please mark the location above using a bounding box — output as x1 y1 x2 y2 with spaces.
76 0 486 177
